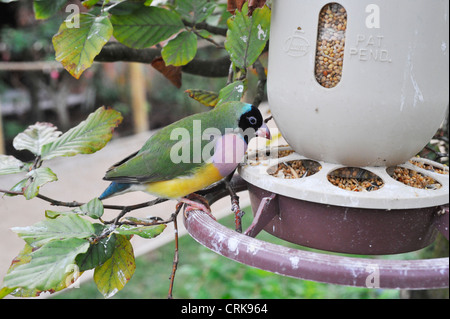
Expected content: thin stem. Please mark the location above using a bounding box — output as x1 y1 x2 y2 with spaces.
0 188 169 226
224 177 244 233
192 28 225 49
167 205 182 299
182 20 227 36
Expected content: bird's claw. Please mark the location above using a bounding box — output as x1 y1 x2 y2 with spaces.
181 195 216 220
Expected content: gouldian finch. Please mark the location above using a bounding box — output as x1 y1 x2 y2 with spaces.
99 101 270 214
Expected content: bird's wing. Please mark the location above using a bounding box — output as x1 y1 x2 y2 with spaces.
103 126 212 184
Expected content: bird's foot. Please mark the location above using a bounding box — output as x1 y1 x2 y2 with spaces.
180 194 215 220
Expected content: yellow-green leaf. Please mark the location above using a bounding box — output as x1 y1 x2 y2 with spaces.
162 31 198 66
115 224 166 239
11 213 96 248
94 235 135 298
217 80 246 105
12 122 61 156
185 89 219 107
23 167 58 200
41 107 123 161
34 0 67 20
3 239 89 292
53 13 113 79
74 197 104 219
0 155 30 176
225 3 271 69
111 6 184 49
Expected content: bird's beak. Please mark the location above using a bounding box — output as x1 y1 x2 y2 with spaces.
256 122 271 140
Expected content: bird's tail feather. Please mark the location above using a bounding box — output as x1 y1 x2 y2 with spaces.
98 182 131 200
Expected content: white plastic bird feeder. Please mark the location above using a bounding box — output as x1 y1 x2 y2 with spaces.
267 0 449 167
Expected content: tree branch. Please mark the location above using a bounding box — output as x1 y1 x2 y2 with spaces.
95 42 161 64
95 42 231 77
183 20 227 36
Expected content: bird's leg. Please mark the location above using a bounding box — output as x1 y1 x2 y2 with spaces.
224 178 244 233
180 193 215 220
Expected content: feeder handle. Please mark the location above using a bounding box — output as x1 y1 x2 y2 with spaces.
184 208 449 290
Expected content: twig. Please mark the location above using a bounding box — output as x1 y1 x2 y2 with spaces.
167 204 182 299
0 188 169 226
102 198 168 224
37 193 85 207
224 176 245 233
252 59 267 108
182 20 227 36
226 61 234 85
192 28 225 49
0 189 86 207
264 115 273 123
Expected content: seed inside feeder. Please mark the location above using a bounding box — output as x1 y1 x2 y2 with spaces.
387 166 442 190
314 3 347 88
327 167 384 192
409 159 449 175
247 147 294 164
268 160 322 179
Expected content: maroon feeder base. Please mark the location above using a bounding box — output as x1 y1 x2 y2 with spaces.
246 184 442 255
183 178 449 290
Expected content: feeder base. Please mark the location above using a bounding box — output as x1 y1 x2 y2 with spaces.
248 183 441 255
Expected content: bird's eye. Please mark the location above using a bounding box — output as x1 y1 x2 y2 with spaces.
248 116 257 125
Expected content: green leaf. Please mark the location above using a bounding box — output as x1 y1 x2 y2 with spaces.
3 238 89 291
74 197 104 219
75 224 117 271
176 0 216 24
6 178 28 197
0 287 16 299
12 122 61 156
185 89 219 107
53 13 113 79
82 0 101 9
107 1 144 15
2 243 77 298
94 235 135 298
111 6 184 49
23 167 58 200
46 198 104 219
0 155 30 175
12 213 96 248
33 0 67 20
162 31 197 66
225 2 270 69
115 224 166 239
41 107 123 161
217 80 246 105
1 244 37 298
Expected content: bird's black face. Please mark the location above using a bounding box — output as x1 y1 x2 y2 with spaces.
238 105 270 143
239 105 264 132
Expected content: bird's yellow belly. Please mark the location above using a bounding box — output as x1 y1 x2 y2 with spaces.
145 163 223 199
